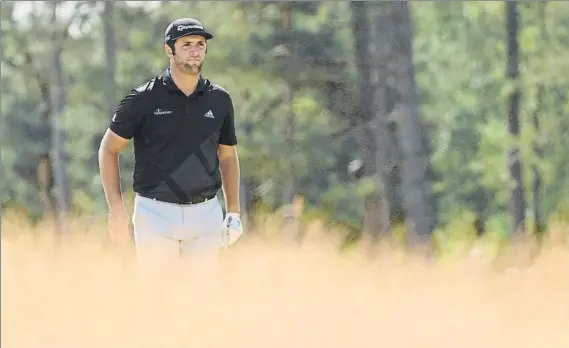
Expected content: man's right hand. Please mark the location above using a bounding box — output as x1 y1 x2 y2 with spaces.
108 206 132 245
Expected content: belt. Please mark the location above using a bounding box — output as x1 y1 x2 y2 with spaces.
139 193 216 205
176 194 216 205
163 176 218 205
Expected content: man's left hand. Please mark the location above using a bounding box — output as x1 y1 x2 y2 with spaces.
221 212 243 248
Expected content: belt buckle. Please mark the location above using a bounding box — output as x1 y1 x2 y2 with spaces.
188 196 205 205
183 193 214 205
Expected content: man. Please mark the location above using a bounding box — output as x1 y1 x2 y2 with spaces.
98 18 243 272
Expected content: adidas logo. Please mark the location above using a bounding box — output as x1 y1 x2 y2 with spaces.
204 110 215 119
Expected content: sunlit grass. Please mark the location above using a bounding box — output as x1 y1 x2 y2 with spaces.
2 209 568 348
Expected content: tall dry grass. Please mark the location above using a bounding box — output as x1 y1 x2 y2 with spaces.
2 211 568 348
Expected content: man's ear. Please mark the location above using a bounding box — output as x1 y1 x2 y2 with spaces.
164 43 174 57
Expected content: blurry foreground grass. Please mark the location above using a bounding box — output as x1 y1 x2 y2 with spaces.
2 209 568 348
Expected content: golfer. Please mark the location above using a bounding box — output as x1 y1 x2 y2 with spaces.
98 18 242 271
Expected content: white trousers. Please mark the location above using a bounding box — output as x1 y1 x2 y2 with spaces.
131 194 224 281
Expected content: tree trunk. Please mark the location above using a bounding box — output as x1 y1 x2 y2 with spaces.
350 1 391 238
385 123 405 226
389 2 434 244
89 2 118 168
532 86 544 235
103 1 117 119
278 4 300 239
35 68 57 221
505 1 526 235
238 90 258 227
532 1 547 235
36 67 57 220
280 3 295 207
50 1 70 235
370 3 407 230
3 3 58 220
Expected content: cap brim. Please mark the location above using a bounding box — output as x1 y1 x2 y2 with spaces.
167 31 213 42
193 30 214 40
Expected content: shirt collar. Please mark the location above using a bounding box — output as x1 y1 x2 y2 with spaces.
162 68 206 95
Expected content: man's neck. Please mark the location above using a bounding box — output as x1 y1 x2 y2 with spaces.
170 66 199 96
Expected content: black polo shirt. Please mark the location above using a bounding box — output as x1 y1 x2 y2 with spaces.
108 68 237 204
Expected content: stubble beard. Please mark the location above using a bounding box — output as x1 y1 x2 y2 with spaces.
175 58 203 75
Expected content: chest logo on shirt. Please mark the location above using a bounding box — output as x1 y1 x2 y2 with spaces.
204 110 215 119
154 108 173 115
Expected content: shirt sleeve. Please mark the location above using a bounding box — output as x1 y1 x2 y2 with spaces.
109 89 145 140
218 94 238 146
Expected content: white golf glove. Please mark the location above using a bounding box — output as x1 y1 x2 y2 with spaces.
221 213 243 248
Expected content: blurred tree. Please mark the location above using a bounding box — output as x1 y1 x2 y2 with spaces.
530 1 547 235
370 1 407 232
1 1 90 224
414 2 497 234
2 0 569 241
349 1 391 238
89 0 118 194
389 2 435 243
49 0 72 234
103 1 117 121
245 2 355 218
279 3 296 211
505 1 526 235
1 2 56 219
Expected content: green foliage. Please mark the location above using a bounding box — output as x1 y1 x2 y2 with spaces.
1 0 568 242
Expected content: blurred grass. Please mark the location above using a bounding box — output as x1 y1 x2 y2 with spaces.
1 206 568 348
2 205 567 266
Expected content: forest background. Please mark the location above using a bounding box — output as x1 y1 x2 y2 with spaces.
2 1 568 251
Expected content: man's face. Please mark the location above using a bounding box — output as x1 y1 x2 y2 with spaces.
167 35 207 75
